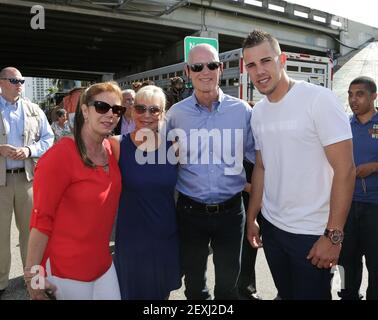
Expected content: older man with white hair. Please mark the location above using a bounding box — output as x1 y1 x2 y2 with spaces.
113 89 136 136
166 44 255 300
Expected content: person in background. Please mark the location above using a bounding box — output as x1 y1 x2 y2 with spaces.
63 87 85 131
113 89 135 136
339 76 378 300
51 109 72 142
0 67 54 298
131 81 142 92
243 30 355 300
111 85 181 300
165 76 189 110
24 82 124 300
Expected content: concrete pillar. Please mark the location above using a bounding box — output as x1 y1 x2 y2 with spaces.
195 30 219 40
261 0 269 9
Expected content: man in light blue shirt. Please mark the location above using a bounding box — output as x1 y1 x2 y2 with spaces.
0 67 54 297
166 44 255 300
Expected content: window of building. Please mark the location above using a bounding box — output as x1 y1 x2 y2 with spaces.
229 60 239 68
301 67 312 73
287 65 299 72
229 78 239 86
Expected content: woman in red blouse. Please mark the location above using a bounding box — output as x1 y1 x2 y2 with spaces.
24 82 125 300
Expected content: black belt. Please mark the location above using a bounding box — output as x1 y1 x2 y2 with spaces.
6 168 25 174
179 192 242 214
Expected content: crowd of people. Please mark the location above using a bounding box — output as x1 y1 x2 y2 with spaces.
0 29 377 300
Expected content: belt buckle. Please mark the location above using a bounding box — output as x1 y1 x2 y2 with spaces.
206 204 219 214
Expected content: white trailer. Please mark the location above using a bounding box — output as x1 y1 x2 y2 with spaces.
117 47 333 103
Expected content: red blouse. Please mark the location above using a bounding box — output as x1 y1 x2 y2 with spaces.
30 137 121 281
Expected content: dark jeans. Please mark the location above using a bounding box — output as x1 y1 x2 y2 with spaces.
261 216 332 300
339 201 378 300
177 193 245 300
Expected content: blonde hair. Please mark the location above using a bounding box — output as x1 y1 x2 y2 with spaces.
135 85 166 112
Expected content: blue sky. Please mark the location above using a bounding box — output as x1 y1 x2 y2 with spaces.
287 0 378 28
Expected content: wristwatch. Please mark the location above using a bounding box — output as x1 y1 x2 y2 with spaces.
324 228 344 245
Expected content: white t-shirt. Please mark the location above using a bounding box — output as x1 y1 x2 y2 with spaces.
251 81 352 235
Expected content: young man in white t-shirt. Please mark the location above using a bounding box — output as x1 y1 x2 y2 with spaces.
242 30 356 300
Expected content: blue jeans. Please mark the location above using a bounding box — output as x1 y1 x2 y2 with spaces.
177 194 245 300
261 216 332 300
339 201 378 300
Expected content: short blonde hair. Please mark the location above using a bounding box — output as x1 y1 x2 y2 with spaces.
135 85 166 112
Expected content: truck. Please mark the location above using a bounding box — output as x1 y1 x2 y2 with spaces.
116 47 333 102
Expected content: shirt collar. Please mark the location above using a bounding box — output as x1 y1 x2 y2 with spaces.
351 111 378 125
191 88 225 113
0 95 21 110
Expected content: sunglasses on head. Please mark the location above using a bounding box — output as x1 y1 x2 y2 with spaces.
89 101 126 117
134 104 162 116
1 78 25 85
188 61 221 73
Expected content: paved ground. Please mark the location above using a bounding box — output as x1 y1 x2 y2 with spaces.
2 215 368 300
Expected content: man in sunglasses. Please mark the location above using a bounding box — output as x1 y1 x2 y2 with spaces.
0 67 54 298
166 44 255 300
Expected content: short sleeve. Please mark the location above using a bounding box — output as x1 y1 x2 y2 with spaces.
244 104 256 164
311 89 352 147
30 139 73 237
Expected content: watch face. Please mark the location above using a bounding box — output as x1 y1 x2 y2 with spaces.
330 230 344 244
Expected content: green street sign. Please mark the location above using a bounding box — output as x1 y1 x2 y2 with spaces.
184 36 219 62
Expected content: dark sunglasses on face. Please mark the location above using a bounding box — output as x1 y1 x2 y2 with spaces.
134 104 162 116
188 61 221 73
89 101 126 117
1 78 25 85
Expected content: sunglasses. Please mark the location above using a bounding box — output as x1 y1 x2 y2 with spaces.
188 62 221 73
134 104 162 116
89 101 126 117
1 78 25 85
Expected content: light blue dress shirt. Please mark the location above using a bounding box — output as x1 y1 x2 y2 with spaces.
165 89 255 203
121 116 136 136
0 95 54 169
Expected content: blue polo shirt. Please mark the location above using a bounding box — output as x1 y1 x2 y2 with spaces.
351 112 378 205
